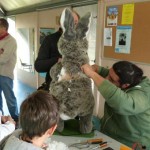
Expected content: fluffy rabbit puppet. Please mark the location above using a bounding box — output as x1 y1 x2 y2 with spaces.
50 8 95 134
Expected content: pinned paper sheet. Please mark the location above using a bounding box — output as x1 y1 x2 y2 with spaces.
104 28 112 46
115 26 132 54
107 6 118 26
122 4 134 24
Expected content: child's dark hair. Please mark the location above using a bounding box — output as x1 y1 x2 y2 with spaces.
113 61 143 88
20 90 59 140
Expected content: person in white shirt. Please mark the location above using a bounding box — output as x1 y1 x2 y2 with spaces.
0 18 19 122
0 111 15 141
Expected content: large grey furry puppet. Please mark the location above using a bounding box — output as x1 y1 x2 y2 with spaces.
50 8 95 134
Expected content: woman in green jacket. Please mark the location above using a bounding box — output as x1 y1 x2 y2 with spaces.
82 61 150 149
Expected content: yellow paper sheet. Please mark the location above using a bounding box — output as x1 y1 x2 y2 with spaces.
122 4 134 24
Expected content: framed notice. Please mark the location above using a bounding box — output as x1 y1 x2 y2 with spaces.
40 28 55 44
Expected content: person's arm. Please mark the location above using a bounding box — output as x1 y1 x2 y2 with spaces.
82 64 150 115
34 35 61 72
98 80 150 115
0 37 17 64
81 64 105 87
91 64 109 77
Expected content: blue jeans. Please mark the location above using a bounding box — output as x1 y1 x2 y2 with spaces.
0 75 19 121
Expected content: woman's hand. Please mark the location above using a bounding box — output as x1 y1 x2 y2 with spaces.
81 64 95 78
91 64 99 73
81 64 105 87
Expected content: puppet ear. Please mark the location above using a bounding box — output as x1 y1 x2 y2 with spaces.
76 12 92 39
60 8 76 40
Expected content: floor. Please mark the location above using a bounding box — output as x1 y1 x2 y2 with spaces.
3 78 36 115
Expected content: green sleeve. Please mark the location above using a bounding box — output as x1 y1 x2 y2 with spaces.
98 80 150 115
98 66 109 78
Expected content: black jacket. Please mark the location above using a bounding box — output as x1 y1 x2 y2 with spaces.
34 28 62 83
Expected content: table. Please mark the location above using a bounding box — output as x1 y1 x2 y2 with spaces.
50 130 131 150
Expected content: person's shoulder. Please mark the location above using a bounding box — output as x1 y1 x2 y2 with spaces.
7 34 15 40
7 34 17 44
140 76 150 86
51 30 62 37
44 30 61 42
4 129 42 150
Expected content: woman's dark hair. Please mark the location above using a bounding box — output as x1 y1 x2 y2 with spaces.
113 61 143 88
20 90 59 140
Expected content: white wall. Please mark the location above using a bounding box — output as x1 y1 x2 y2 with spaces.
16 12 38 88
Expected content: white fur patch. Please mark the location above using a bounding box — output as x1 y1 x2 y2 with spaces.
60 113 71 120
46 140 69 150
68 88 71 92
60 8 66 36
58 67 66 81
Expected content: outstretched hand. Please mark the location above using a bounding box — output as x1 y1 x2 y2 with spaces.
81 64 95 78
82 64 105 87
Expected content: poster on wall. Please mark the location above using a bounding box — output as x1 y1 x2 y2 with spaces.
104 28 112 46
107 6 118 26
115 26 132 54
40 28 55 44
122 4 134 24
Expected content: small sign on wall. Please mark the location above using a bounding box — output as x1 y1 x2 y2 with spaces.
40 28 55 44
56 16 60 25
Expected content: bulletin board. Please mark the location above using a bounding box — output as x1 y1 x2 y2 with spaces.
103 1 150 64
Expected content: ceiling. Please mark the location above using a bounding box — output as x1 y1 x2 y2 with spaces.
0 0 98 17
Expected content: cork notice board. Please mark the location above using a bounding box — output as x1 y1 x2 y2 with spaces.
104 2 150 64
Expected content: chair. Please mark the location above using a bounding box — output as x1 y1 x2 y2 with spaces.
20 59 32 72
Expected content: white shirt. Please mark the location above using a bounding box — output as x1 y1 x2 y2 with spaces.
0 111 15 141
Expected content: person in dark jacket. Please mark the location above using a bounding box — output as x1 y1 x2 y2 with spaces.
34 11 79 90
34 27 62 85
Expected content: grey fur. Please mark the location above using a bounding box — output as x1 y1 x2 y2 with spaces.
50 8 95 134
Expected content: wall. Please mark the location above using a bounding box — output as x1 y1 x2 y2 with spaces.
98 0 150 77
96 0 150 118
15 8 64 88
15 0 150 118
16 12 38 88
36 8 65 86
15 5 98 87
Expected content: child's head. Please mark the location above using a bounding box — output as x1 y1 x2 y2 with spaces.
20 90 59 140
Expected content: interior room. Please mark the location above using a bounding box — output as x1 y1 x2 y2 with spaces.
0 0 150 149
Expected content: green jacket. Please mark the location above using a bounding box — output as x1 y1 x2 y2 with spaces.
98 67 150 149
